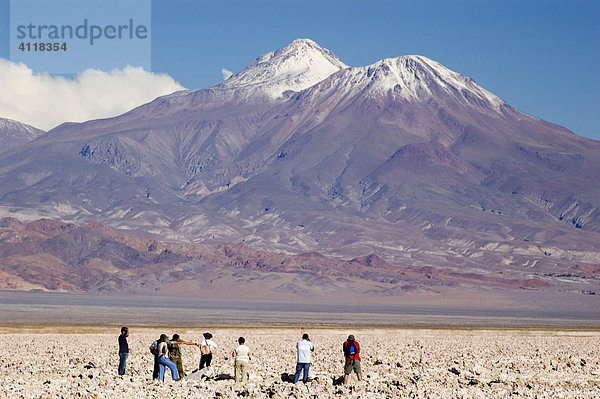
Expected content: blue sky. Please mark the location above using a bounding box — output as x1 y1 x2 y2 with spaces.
1 0 599 139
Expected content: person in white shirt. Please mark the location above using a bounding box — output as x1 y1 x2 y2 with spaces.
199 332 218 370
293 333 314 383
156 334 180 382
232 336 250 382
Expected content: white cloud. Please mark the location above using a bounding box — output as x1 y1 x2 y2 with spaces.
221 68 234 81
0 59 186 131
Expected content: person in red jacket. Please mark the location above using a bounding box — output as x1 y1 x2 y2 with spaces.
342 334 362 384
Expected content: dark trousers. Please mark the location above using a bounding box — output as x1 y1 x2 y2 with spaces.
118 352 128 375
199 353 213 369
153 355 160 379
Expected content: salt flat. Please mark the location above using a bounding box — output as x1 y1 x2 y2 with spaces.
1 327 599 398
1 291 599 329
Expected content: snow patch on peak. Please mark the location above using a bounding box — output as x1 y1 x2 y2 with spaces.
0 117 44 137
221 39 348 100
365 55 506 111
0 117 45 151
298 54 507 114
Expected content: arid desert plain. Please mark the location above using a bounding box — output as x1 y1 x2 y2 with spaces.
1 327 599 398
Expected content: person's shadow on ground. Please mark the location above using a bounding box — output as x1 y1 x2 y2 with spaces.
280 372 323 384
332 376 344 386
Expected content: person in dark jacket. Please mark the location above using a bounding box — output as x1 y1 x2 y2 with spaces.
118 326 129 375
149 336 161 379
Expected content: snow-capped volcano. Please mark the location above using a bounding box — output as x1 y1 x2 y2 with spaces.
220 38 348 99
295 55 506 114
0 117 45 152
128 39 348 116
135 41 502 122
367 56 505 108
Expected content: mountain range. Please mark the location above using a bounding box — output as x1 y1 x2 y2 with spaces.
0 39 598 306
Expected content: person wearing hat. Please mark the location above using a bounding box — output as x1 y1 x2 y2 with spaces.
293 333 314 384
342 334 362 384
199 332 218 370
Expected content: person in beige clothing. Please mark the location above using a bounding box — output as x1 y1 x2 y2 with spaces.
232 337 250 382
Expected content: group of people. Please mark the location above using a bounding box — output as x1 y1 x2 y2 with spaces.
148 332 218 382
118 327 362 384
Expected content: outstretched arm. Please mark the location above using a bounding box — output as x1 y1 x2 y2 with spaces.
173 339 198 346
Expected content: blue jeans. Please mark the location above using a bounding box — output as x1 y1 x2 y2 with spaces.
118 352 128 375
293 362 310 383
157 356 180 381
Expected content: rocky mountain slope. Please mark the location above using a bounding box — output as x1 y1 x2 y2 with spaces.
1 218 597 304
0 39 599 300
